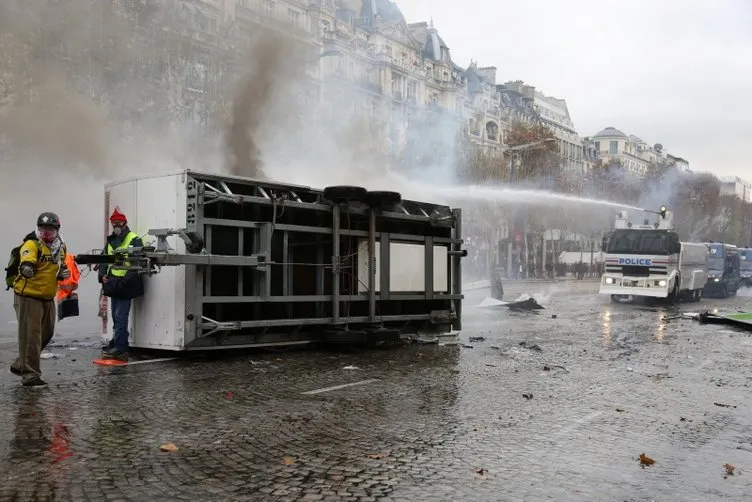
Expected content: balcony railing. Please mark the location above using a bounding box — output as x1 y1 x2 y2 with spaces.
356 79 382 94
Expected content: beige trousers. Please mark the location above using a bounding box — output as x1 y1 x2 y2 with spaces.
12 294 56 382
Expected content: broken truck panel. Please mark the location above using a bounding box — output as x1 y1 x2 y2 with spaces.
77 170 466 351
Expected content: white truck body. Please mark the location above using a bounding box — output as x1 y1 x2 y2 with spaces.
599 210 708 299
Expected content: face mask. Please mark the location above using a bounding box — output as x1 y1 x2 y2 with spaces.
113 227 124 236
39 230 57 243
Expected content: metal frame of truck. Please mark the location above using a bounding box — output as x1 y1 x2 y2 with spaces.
76 170 465 351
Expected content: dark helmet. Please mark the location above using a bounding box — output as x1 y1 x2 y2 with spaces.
37 212 61 229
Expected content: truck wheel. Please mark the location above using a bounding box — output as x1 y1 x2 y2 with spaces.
323 186 368 204
366 190 402 209
669 283 680 303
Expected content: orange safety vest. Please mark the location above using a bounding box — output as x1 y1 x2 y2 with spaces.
56 253 80 302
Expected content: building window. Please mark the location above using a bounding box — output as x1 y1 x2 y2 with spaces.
288 9 300 28
262 0 273 16
609 141 618 154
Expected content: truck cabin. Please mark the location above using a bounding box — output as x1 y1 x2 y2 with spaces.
602 229 681 256
706 243 740 279
740 248 752 273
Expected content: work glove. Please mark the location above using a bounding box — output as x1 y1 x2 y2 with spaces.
58 268 71 280
20 264 35 279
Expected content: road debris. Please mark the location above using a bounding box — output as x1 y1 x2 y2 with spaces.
475 468 487 476
469 336 486 342
365 452 389 459
690 311 752 332
160 443 179 452
542 364 567 373
507 298 545 311
639 453 655 466
282 456 296 465
476 296 544 311
714 402 737 408
343 365 359 370
724 463 735 476
522 393 533 400
519 341 542 352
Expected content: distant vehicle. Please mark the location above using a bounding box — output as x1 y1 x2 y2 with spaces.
703 243 740 298
599 206 708 302
740 248 752 287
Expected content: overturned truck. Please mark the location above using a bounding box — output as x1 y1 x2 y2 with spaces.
76 170 466 351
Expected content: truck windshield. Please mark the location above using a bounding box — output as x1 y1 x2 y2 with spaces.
606 230 671 255
741 250 752 270
707 258 724 271
708 244 724 271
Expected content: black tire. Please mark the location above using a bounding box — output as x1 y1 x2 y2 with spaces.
323 185 368 204
366 190 402 209
670 283 680 304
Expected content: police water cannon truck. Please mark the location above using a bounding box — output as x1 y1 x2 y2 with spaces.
599 206 708 302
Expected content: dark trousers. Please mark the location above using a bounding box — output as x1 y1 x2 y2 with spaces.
111 297 132 351
12 294 55 382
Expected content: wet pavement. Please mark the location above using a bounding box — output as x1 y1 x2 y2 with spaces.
2 282 752 501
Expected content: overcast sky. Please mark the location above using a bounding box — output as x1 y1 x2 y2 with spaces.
398 0 751 180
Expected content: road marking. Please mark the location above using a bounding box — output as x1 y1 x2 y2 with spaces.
127 357 178 366
302 379 379 395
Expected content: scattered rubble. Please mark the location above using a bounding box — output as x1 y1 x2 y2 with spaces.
507 298 545 311
518 341 542 352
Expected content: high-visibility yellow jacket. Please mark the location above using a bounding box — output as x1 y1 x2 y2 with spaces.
14 240 67 300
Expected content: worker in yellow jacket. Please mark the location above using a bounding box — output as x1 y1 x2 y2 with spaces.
10 212 69 387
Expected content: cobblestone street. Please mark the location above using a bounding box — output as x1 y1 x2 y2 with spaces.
2 282 752 501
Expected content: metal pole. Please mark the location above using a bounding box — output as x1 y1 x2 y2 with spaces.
452 208 463 331
332 205 341 324
368 208 377 324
